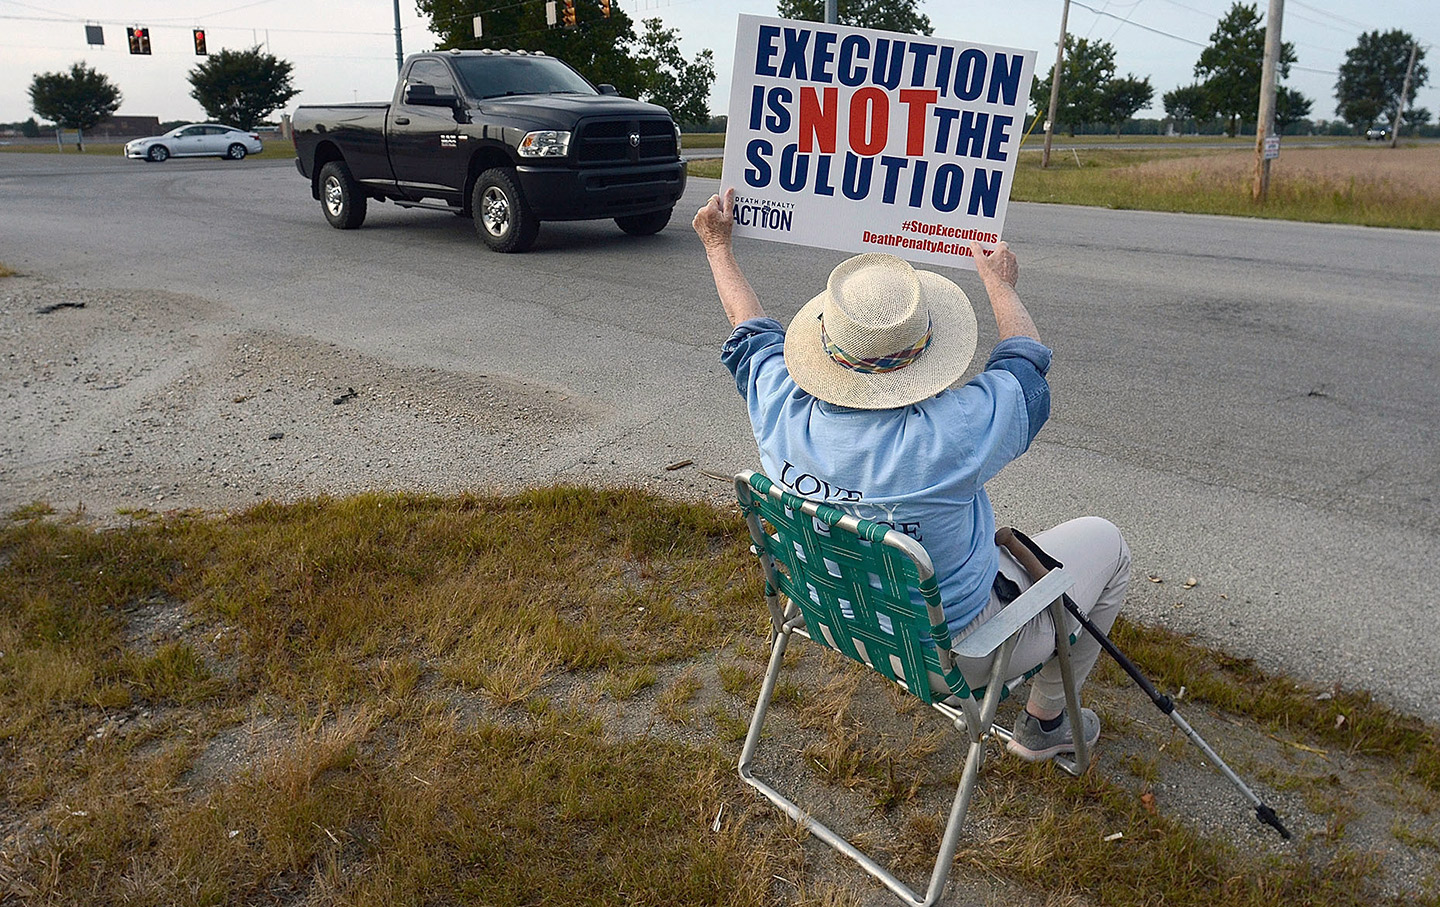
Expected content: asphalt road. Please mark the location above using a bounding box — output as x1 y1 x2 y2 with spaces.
3 152 1437 721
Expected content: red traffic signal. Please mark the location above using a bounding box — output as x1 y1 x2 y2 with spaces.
562 0 575 27
194 29 207 55
127 26 151 55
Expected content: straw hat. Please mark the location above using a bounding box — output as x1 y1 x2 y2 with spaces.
784 253 978 410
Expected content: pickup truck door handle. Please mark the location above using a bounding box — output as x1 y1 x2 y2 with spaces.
393 116 410 125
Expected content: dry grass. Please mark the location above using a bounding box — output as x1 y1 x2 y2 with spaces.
3 489 1439 905
1013 143 1440 229
687 142 1440 229
0 141 294 160
0 264 15 278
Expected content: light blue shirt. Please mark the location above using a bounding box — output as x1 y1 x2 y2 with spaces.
722 318 1052 635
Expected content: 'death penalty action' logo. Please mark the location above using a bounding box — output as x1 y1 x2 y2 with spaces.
720 15 1036 269
733 196 794 232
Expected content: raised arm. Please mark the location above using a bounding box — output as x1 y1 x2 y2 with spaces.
969 240 1039 344
694 188 766 327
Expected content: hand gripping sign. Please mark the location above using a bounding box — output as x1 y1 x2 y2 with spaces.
720 15 1037 270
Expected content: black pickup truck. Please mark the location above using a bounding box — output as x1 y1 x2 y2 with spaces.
292 49 686 252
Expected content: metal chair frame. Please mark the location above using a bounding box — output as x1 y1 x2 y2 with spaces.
735 470 1089 907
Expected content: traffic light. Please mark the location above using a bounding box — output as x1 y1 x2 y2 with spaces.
127 26 151 55
194 29 207 55
600 0 610 17
562 0 575 27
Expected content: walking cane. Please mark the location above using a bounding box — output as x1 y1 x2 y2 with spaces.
995 527 1292 840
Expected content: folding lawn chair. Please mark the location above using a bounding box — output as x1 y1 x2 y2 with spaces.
734 470 1090 907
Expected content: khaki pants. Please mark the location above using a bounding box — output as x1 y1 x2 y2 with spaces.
951 517 1131 713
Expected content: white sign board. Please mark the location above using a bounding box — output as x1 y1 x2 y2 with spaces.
720 15 1037 270
1263 134 1280 160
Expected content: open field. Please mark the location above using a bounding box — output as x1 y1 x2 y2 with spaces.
3 491 1438 906
1012 144 1440 229
0 141 293 161
686 142 1440 230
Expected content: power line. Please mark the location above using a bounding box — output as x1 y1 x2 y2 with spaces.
147 0 289 23
1068 0 1207 48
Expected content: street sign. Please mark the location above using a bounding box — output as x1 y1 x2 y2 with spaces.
1264 135 1280 160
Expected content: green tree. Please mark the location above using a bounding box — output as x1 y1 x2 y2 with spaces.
1029 36 1116 135
634 18 716 128
21 117 41 138
416 0 642 97
1334 30 1428 131
1192 2 1294 137
1100 75 1154 135
188 47 299 130
1275 84 1312 130
27 62 121 151
1163 82 1213 133
775 0 933 35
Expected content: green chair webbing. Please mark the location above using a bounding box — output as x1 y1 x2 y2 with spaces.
743 472 969 705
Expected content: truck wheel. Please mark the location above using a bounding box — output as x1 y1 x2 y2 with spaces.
319 161 367 229
614 207 673 236
473 168 539 253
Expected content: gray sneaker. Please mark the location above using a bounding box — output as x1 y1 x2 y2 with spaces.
1007 708 1100 762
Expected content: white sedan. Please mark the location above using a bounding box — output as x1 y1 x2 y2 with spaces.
124 124 263 162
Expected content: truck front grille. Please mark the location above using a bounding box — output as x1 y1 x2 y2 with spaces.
573 117 677 165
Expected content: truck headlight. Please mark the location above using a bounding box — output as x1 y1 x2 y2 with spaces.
675 124 682 154
517 130 571 158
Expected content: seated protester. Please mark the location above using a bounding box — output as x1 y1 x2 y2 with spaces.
694 188 1131 761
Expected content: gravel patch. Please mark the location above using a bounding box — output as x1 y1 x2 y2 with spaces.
1 275 603 520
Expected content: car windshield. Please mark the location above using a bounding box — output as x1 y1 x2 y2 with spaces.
450 55 597 100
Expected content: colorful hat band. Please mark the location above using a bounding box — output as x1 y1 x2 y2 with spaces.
820 314 933 374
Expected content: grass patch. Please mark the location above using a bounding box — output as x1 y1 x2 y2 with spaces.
0 263 15 278
686 143 1440 229
0 141 294 160
681 132 726 149
1104 617 1440 795
3 488 1438 904
1011 144 1440 229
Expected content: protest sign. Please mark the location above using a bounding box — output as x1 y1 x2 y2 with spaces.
720 15 1037 270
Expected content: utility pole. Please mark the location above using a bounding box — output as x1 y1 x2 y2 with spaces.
1252 0 1283 202
824 0 837 25
1389 41 1418 149
394 0 404 74
1041 0 1071 169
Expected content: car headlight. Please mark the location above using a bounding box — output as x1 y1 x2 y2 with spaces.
517 130 570 158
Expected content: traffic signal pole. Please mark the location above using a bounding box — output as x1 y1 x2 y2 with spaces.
394 0 404 74
824 0 837 24
1252 0 1283 202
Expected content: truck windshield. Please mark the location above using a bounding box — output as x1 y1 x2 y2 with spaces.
450 55 598 100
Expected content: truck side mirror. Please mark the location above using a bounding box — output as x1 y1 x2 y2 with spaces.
405 84 461 108
597 83 619 96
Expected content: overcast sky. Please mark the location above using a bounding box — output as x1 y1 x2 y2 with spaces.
2 0 1436 128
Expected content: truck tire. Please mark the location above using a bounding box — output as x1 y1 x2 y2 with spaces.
473 168 539 253
615 207 673 236
319 161 367 229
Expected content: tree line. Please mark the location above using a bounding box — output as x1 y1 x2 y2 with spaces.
27 48 298 150
21 0 1432 147
1160 3 1429 138
415 0 718 128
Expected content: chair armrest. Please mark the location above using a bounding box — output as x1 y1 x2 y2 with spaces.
951 569 1074 659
